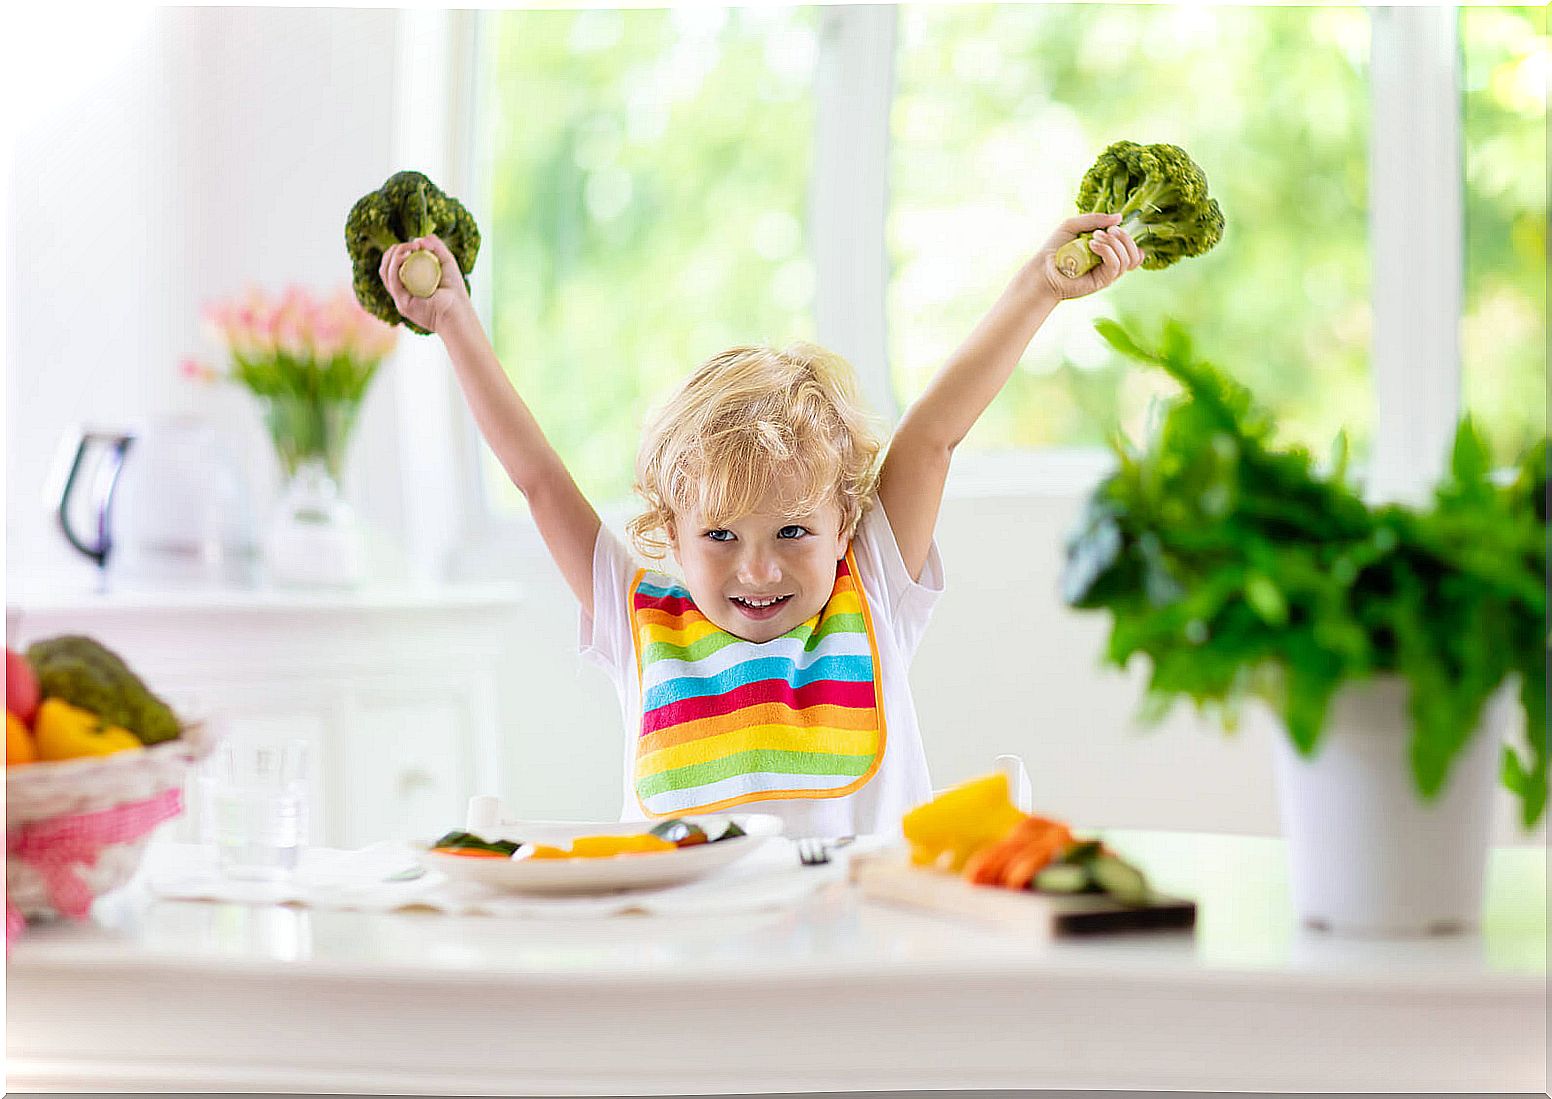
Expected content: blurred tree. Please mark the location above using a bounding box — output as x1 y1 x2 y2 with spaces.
1461 5 1547 466
482 4 1544 514
485 7 817 510
888 4 1373 460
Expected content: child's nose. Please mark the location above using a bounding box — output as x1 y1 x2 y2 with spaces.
736 551 781 586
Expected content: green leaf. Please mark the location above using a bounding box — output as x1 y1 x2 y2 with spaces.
1450 416 1490 490
1243 572 1288 626
1159 318 1194 365
1093 318 1157 363
1061 496 1126 607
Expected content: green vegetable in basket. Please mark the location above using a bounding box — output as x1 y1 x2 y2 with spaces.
25 636 180 746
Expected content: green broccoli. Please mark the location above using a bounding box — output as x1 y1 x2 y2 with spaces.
25 636 181 746
346 170 481 336
1053 141 1225 279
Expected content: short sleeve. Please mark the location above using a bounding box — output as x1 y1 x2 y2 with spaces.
578 523 641 679
849 495 946 661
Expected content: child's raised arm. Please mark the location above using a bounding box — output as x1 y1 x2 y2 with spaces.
876 212 1142 580
380 236 601 608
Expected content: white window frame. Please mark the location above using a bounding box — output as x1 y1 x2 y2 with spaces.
419 4 1467 574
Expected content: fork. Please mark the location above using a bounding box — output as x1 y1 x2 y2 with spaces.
796 836 855 866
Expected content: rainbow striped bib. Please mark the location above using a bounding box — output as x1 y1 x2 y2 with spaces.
628 548 886 817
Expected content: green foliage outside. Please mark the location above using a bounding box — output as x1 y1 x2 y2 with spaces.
482 5 1545 506
1461 6 1548 466
890 4 1373 456
889 5 1545 464
1063 318 1548 828
483 7 816 509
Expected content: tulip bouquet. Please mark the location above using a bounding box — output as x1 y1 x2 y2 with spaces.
188 285 399 481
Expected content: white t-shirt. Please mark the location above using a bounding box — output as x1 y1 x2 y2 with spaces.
578 496 944 838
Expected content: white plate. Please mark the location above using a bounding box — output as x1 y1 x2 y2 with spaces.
415 814 784 895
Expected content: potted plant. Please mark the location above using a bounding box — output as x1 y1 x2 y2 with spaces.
1062 319 1546 936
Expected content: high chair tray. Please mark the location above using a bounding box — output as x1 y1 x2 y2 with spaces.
849 848 1197 937
416 814 784 896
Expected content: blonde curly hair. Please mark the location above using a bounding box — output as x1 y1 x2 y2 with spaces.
627 342 885 560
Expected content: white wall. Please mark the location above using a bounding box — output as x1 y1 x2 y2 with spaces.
6 6 404 591
6 7 1543 843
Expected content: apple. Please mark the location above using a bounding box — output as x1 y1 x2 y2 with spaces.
6 648 40 725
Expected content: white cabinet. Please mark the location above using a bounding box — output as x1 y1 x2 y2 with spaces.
6 584 522 848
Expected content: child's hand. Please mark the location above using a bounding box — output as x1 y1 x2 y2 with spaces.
1033 213 1143 301
378 234 472 333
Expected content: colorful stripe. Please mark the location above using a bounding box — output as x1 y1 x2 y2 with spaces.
630 549 886 817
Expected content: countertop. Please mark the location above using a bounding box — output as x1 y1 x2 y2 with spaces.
5 578 525 616
6 830 1544 1094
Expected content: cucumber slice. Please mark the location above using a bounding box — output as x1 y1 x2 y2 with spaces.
1089 854 1151 906
1031 862 1090 894
1058 840 1104 866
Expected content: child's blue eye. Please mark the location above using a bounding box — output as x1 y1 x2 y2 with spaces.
705 529 735 542
778 526 809 540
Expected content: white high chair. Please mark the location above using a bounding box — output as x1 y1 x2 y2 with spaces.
994 753 1035 813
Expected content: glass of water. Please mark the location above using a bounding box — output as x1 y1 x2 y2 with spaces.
198 739 310 881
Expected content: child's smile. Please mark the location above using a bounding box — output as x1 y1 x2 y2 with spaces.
729 592 794 620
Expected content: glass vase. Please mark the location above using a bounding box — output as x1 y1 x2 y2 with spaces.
256 396 365 588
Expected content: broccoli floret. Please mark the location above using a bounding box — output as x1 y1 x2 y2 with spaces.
25 636 181 746
1056 141 1225 278
346 170 481 336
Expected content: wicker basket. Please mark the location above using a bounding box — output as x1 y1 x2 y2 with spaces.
6 710 221 921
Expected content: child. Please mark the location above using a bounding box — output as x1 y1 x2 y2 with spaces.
378 212 1142 836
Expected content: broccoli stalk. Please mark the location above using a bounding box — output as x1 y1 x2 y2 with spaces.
346 170 481 335
1053 141 1225 279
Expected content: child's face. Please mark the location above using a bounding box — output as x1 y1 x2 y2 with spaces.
668 481 849 643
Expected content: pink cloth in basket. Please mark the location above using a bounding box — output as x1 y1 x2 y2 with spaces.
6 786 183 958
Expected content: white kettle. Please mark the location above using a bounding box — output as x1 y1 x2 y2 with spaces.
106 415 260 588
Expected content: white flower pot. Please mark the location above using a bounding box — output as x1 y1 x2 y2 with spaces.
1269 676 1512 937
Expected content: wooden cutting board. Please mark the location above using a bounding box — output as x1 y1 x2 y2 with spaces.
849 849 1196 937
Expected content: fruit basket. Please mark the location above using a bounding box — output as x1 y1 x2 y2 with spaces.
6 638 222 954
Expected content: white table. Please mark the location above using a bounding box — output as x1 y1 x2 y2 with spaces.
6 831 1545 1094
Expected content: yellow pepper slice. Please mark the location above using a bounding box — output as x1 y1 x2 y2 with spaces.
568 833 678 858
523 845 573 860
901 772 1028 873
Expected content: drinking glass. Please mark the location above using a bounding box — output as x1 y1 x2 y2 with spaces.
198 739 310 881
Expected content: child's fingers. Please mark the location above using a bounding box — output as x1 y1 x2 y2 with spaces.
1091 229 1122 277
1059 212 1122 237
380 243 403 289
381 245 416 311
1114 228 1143 269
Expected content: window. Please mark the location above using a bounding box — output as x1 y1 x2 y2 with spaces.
889 5 1372 457
1461 5 1547 467
468 4 1542 527
481 7 817 511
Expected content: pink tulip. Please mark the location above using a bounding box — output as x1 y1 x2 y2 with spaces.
277 315 308 360
313 319 346 362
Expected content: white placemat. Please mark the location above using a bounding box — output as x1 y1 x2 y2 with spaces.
145 837 867 918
